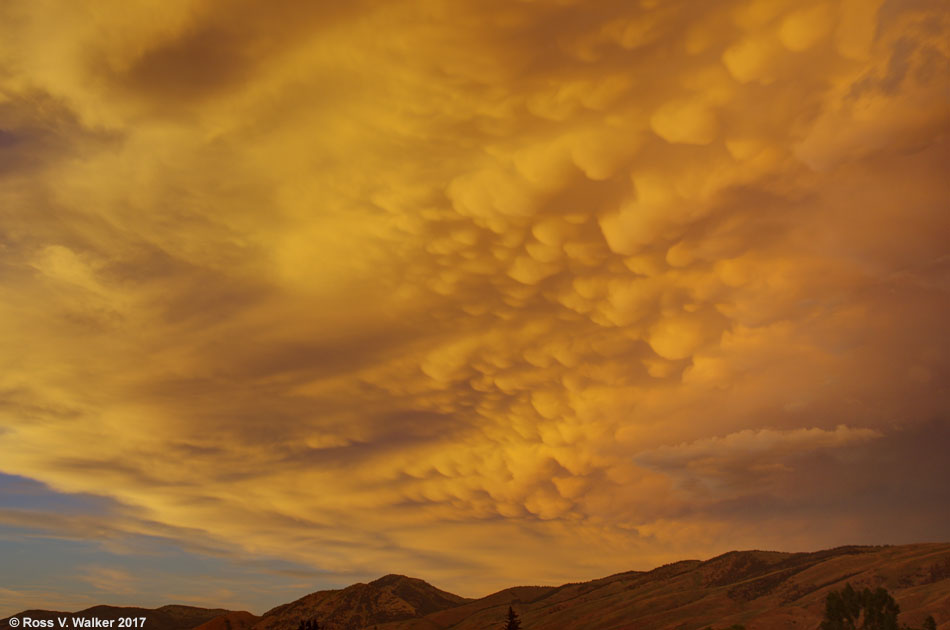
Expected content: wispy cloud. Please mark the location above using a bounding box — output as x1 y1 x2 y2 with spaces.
77 567 139 596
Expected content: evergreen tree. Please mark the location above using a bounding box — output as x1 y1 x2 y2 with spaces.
819 583 899 630
298 618 320 630
503 606 521 630
863 588 899 630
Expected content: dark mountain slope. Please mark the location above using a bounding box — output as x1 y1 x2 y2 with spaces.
369 543 950 630
252 574 469 630
193 611 260 630
4 544 948 630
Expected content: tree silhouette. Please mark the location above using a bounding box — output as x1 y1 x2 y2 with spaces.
503 606 521 630
297 618 320 630
922 615 937 630
819 583 899 630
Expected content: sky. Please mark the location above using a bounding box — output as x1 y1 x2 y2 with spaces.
1 0 949 617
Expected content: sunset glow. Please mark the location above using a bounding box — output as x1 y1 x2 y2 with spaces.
1 0 948 615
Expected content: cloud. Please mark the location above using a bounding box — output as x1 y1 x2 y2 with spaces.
635 425 882 488
78 567 139 595
0 0 948 611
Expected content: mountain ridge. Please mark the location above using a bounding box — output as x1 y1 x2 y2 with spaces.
253 573 470 630
3 543 948 630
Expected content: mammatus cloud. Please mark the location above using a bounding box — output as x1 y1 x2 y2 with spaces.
1 0 948 611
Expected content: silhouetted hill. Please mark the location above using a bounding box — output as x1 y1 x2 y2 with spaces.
367 543 950 630
4 544 949 630
252 574 470 630
193 611 260 630
1 605 229 630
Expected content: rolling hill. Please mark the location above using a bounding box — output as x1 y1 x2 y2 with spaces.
3 543 948 630
193 611 261 630
362 543 950 630
252 574 470 630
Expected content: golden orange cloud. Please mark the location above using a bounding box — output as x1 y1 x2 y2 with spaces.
1 0 948 601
